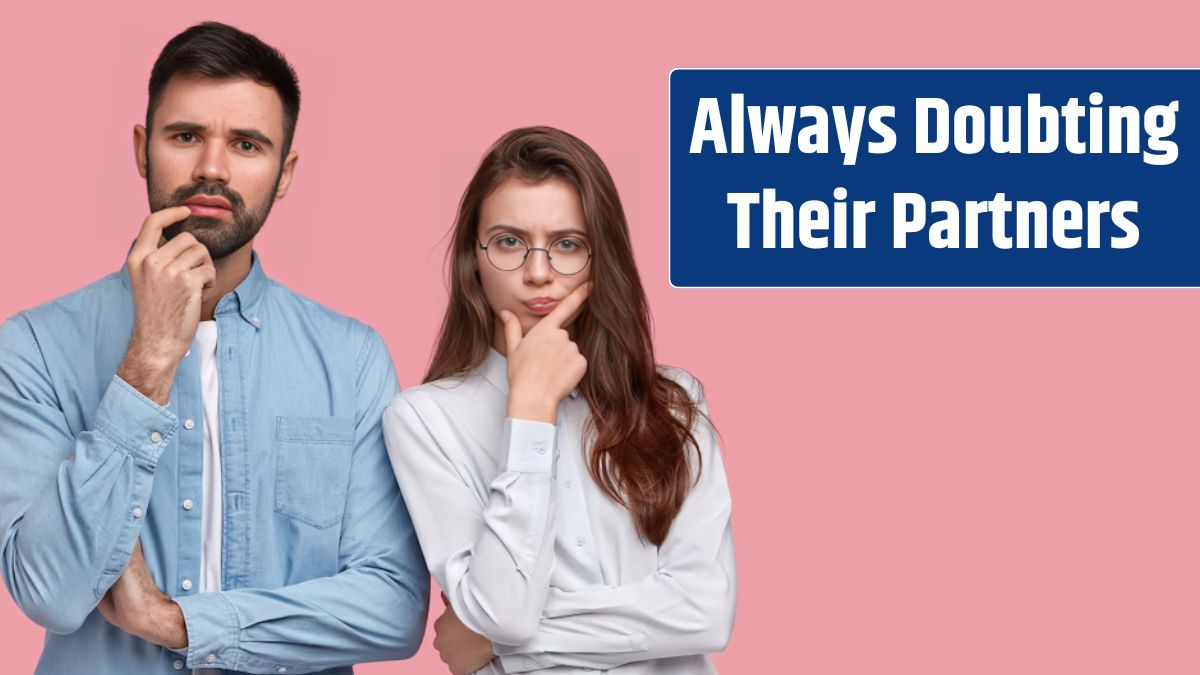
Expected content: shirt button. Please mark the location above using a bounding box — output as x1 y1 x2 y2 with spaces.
182 499 194 511
149 431 162 443
563 480 572 489
205 653 216 663
181 579 193 591
183 419 195 430
576 538 585 547
277 668 288 674
250 316 261 326
173 659 184 670
534 443 546 454
131 506 144 519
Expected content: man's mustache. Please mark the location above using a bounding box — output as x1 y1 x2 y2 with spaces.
168 183 246 212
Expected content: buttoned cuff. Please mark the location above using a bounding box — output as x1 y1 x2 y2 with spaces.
503 418 557 474
176 592 240 670
94 375 178 465
497 651 552 673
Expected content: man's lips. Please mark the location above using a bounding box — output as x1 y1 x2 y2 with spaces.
184 195 232 218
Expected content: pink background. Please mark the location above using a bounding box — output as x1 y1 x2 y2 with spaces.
2 1 1198 672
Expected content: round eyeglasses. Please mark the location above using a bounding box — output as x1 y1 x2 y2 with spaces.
477 232 592 275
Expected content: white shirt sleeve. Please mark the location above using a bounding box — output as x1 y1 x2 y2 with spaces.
383 395 560 646
494 379 737 672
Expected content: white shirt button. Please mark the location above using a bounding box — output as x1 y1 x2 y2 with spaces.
173 659 184 670
185 349 191 358
181 579 193 591
205 653 216 663
182 499 194 511
183 419 195 430
576 538 585 547
533 443 546 455
149 431 162 443
563 480 572 489
131 507 144 519
277 668 288 674
250 316 261 326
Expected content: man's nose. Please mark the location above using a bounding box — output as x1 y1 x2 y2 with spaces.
192 142 231 184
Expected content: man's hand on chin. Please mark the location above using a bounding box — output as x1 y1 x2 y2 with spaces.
97 539 188 650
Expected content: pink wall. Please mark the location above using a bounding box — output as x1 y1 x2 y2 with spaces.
2 2 1198 672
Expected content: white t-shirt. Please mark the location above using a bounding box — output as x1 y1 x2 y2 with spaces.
194 321 223 596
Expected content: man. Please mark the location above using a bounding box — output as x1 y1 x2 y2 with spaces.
0 22 428 674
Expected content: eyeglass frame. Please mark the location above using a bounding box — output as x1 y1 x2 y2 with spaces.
476 232 593 276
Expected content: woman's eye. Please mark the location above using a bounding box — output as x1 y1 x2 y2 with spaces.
499 236 521 248
555 239 582 251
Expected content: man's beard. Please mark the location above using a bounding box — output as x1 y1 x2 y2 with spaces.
146 167 280 261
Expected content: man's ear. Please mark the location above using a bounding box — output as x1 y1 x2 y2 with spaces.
274 149 299 201
133 124 149 178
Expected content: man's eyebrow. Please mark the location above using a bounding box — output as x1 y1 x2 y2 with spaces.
159 121 275 149
230 127 275 149
161 121 207 134
481 224 589 239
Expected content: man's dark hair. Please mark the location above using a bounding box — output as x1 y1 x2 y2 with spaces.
147 22 301 157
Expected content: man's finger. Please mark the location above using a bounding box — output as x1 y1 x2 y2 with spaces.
539 281 590 330
145 230 201 266
186 261 218 291
499 310 523 353
131 206 192 257
169 243 213 274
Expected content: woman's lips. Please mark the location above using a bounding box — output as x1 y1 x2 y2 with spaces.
522 298 559 315
185 203 232 218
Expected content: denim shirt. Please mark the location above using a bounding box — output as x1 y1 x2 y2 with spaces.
0 253 429 674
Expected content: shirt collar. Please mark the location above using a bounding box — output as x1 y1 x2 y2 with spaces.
120 248 268 331
480 347 580 400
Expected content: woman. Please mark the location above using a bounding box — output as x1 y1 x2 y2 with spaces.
383 127 735 674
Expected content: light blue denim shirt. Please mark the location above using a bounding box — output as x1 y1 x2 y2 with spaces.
0 253 429 674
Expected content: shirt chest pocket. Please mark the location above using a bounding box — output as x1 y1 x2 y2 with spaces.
274 415 355 529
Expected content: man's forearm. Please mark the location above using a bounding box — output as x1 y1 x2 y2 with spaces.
106 593 188 650
98 539 188 649
116 340 179 406
142 598 188 650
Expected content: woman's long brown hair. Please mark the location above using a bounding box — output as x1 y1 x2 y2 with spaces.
426 126 702 546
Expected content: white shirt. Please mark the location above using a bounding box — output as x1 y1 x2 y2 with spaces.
383 348 736 674
194 321 223 596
